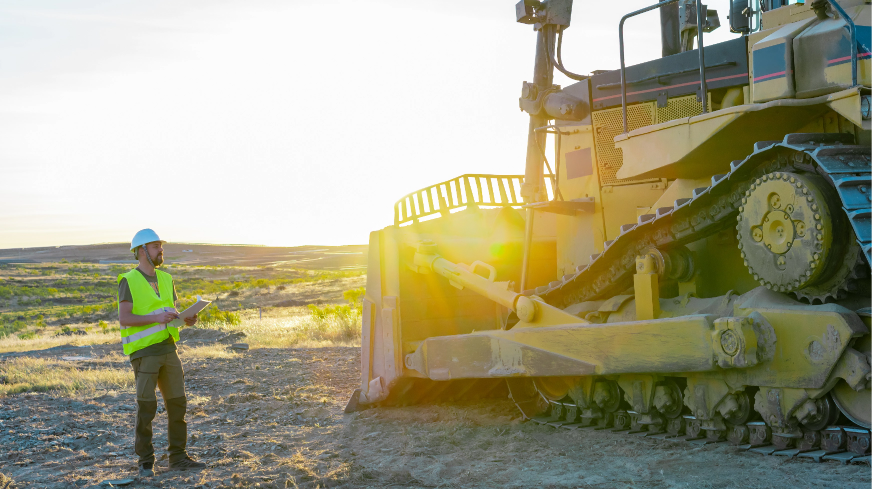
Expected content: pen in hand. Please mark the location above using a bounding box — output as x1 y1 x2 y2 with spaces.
155 309 180 325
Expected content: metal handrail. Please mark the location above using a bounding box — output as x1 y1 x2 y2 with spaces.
619 0 709 134
394 174 555 226
828 0 857 87
696 0 709 114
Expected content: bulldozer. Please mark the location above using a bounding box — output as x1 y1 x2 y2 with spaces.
348 0 872 462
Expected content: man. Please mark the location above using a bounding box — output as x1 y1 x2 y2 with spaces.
117 228 206 478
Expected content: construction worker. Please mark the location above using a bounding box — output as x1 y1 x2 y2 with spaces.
117 228 206 477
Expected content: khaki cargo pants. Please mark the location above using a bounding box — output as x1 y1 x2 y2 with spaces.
131 352 188 466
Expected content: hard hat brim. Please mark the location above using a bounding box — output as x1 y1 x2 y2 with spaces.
130 228 165 251
130 240 167 252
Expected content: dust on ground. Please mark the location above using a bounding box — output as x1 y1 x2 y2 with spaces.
0 333 869 489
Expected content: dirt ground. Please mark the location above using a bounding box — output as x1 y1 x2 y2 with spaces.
1 332 869 489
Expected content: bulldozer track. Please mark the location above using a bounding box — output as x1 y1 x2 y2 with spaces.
534 132 871 307
527 401 872 465
516 133 872 464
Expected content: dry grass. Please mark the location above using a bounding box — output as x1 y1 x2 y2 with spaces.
0 328 117 353
186 394 213 407
0 355 133 397
0 342 250 398
0 345 242 398
0 298 361 397
197 309 361 349
179 343 240 360
0 306 361 356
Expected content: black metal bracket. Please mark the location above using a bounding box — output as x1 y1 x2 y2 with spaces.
596 61 734 89
516 0 572 29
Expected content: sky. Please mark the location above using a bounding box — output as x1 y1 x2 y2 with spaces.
0 0 739 249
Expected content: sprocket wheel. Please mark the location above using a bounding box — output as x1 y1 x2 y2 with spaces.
736 171 859 303
794 239 863 304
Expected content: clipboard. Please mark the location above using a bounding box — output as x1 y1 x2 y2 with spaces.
168 295 212 328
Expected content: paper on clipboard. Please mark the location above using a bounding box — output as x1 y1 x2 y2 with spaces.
168 295 211 328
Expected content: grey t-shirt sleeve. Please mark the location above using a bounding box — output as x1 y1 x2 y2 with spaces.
118 278 133 303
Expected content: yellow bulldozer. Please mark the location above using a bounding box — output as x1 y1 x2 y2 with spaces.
348 0 872 462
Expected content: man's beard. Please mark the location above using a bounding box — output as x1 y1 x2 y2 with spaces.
152 253 164 266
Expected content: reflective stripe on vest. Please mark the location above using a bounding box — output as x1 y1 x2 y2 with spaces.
120 309 169 344
117 269 179 355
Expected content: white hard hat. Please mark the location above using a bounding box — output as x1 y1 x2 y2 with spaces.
130 229 166 252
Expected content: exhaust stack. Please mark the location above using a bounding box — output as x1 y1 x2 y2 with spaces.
660 2 681 57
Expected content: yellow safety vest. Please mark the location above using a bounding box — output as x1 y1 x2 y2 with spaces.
117 269 179 355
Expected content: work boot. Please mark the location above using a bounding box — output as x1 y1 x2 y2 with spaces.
168 456 207 471
139 462 155 478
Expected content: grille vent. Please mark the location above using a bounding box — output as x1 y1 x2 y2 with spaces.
655 93 712 124
591 103 655 186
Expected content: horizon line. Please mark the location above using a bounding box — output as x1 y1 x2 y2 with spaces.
0 242 369 252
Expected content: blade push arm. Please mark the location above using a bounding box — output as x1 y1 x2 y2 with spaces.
411 240 585 328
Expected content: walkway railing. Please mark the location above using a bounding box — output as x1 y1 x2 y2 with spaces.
394 174 554 226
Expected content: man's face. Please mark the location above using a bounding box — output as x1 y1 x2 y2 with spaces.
142 242 164 266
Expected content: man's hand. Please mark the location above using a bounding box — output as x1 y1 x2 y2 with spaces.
154 309 180 324
184 314 198 327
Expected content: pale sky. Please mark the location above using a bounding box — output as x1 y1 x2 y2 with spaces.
0 0 737 249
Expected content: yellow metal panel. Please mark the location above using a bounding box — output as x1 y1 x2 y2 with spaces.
795 113 826 133
634 273 660 321
360 230 383 392
402 288 864 390
796 103 865 135
823 58 872 93
556 124 601 201
753 77 794 104
793 3 870 98
405 315 719 379
825 90 866 127
720 87 745 109
687 230 759 298
600 183 666 241
750 16 818 103
528 211 558 290
747 0 815 86
648 178 712 212
555 123 607 276
359 227 403 404
759 1 815 30
614 88 859 181
614 110 742 180
823 110 841 133
556 212 605 278
725 294 868 389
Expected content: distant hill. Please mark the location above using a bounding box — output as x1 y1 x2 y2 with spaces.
0 243 367 270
